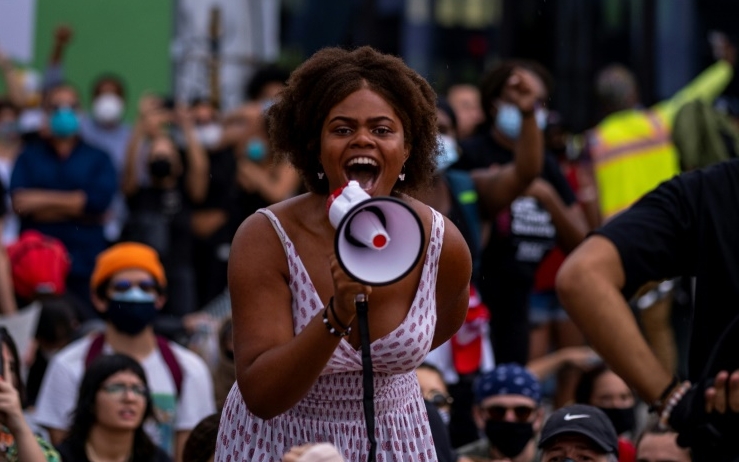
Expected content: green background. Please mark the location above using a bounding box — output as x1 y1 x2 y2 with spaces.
31 0 173 120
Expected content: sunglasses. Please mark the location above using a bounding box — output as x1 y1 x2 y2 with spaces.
101 382 148 398
482 404 536 422
110 279 158 294
428 391 454 408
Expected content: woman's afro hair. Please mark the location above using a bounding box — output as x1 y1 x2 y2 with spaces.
267 46 439 195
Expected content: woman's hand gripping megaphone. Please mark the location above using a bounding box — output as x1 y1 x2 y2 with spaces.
328 253 372 330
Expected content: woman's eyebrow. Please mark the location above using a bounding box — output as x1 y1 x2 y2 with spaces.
327 115 395 124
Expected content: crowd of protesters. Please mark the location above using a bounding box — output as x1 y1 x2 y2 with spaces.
0 22 737 462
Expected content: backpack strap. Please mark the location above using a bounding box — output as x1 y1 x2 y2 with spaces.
85 333 183 398
84 333 106 368
444 169 482 274
156 336 183 397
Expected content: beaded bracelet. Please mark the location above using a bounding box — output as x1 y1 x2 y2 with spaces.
658 380 692 430
322 298 351 337
648 375 680 414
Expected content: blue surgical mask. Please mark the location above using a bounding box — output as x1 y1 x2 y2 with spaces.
436 134 459 171
245 138 267 162
108 287 158 336
495 102 547 139
49 107 79 138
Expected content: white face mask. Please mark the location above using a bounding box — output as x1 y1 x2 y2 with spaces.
437 134 460 171
195 123 223 149
92 93 125 125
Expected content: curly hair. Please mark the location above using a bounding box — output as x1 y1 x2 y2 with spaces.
267 46 439 195
479 59 554 127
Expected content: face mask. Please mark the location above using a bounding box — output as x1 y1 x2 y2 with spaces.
92 93 125 125
195 123 222 149
245 138 267 162
484 420 534 458
0 121 18 141
49 107 80 138
436 134 459 171
495 103 548 139
438 408 451 426
149 158 172 179
107 286 158 336
599 406 635 435
17 109 45 134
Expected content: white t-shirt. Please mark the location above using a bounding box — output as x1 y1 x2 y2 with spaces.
33 334 216 456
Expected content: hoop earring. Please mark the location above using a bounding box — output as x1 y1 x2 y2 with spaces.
398 164 406 181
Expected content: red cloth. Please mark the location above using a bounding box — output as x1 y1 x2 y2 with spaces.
7 230 71 300
618 438 637 462
451 286 490 374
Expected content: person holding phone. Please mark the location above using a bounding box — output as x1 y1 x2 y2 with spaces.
0 327 61 462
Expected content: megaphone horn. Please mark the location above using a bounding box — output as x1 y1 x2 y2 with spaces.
328 181 425 286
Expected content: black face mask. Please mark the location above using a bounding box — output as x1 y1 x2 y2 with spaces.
599 406 635 435
484 420 534 458
107 300 158 336
149 158 172 179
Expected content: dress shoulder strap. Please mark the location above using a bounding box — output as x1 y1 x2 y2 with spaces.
256 208 292 257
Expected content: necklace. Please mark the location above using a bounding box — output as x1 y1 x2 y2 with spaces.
85 441 131 462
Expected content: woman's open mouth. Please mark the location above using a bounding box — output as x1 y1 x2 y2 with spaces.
344 157 380 192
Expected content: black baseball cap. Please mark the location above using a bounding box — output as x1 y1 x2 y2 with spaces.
538 404 619 455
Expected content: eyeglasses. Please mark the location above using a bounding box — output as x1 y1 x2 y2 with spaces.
101 382 148 398
481 404 536 422
110 279 158 294
428 391 454 408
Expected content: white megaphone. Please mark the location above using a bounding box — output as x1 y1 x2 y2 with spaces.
327 181 425 286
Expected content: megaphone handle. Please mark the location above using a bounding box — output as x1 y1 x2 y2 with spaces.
357 296 377 462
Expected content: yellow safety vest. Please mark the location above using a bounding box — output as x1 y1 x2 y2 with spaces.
588 110 680 220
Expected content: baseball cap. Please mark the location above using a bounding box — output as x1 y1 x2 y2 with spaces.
473 363 541 404
538 404 619 455
7 230 71 300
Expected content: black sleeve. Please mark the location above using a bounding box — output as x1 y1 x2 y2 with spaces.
542 153 576 206
454 137 489 171
594 173 698 298
424 400 457 462
0 180 6 217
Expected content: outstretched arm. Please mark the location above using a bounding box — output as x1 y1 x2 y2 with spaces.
556 235 672 403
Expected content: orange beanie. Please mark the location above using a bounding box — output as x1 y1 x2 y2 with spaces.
90 242 167 290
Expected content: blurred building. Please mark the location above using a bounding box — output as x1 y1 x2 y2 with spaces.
281 0 739 132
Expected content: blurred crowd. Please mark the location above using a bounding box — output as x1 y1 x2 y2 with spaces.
1 22 738 462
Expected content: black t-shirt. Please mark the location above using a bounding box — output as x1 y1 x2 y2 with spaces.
597 159 739 381
195 147 240 212
122 184 192 268
56 439 172 462
457 133 576 281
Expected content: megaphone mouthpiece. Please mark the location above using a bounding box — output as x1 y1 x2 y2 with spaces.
347 209 390 250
